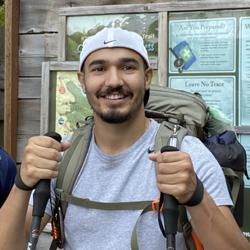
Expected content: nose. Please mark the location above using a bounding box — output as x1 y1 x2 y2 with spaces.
105 66 123 88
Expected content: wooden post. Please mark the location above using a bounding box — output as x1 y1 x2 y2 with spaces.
4 0 19 159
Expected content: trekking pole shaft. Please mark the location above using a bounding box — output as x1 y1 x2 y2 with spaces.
27 216 41 250
166 234 175 250
27 179 51 250
163 194 178 250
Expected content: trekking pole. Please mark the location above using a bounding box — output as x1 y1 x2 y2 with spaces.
27 132 62 250
161 125 179 250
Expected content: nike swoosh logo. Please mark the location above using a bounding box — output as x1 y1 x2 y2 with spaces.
104 40 116 44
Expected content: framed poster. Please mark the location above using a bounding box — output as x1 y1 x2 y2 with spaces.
65 14 158 69
169 17 236 73
58 6 159 69
239 17 250 125
169 76 236 124
58 5 164 82
41 62 92 141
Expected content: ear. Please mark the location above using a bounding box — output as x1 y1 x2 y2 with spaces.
77 72 86 91
144 67 153 90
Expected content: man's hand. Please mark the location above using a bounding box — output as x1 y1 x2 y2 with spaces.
149 150 197 204
19 135 71 189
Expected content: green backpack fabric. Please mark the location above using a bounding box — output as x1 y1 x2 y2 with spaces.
50 85 247 250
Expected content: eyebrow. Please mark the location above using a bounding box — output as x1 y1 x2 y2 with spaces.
88 59 106 68
119 57 140 65
88 57 140 68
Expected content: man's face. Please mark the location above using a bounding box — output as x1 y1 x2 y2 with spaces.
78 48 152 124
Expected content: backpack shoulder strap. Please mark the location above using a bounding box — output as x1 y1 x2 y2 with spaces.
56 119 94 215
179 205 204 250
50 119 94 250
154 121 188 151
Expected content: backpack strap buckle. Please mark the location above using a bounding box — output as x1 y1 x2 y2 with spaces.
182 221 192 237
55 188 64 200
151 197 162 212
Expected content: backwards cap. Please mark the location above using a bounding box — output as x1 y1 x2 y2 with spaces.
79 27 150 70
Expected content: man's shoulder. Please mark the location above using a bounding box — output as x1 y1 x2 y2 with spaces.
182 135 202 144
180 135 214 160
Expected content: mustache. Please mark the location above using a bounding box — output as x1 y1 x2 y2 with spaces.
96 86 132 98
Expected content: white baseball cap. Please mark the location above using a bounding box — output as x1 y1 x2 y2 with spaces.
79 27 150 70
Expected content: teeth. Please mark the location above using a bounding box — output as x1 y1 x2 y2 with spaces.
106 94 124 100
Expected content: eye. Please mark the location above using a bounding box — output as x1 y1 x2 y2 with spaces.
122 64 136 71
90 66 105 73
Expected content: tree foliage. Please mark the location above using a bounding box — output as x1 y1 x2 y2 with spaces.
0 4 4 27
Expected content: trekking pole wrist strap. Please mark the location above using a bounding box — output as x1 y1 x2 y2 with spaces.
14 167 35 191
182 175 204 207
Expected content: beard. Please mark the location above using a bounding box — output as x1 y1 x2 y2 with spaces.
86 86 145 124
97 109 133 124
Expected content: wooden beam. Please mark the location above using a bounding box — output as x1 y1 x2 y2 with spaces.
4 0 20 159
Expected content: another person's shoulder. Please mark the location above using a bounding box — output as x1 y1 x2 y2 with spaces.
0 147 16 172
0 147 17 207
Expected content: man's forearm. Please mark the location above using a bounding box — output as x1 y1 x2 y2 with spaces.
188 191 250 250
0 185 32 250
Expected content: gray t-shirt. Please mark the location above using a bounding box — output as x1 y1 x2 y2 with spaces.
31 119 232 250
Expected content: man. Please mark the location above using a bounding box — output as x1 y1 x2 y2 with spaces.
0 147 16 208
0 27 249 250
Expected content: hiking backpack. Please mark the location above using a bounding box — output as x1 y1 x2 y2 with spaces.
49 85 248 250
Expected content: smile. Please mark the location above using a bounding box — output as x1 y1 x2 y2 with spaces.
105 94 125 100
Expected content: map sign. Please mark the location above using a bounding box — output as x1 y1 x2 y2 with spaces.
54 71 92 140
